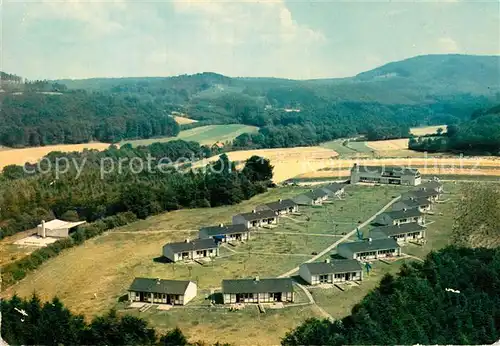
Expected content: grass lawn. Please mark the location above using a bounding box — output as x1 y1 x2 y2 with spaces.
124 303 321 346
123 124 258 147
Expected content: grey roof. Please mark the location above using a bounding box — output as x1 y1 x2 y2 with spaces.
261 199 298 212
302 259 362 275
222 277 293 294
370 223 426 237
352 165 420 176
128 278 191 295
303 189 329 200
163 238 218 253
200 224 248 237
403 189 439 200
321 183 344 194
235 209 278 221
382 208 423 220
338 238 400 253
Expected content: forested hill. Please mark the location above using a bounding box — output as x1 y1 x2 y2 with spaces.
0 83 180 147
410 103 500 155
1 54 499 148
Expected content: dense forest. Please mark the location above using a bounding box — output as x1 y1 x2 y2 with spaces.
1 295 226 346
409 104 500 155
283 246 500 345
2 55 499 148
0 140 273 240
0 90 180 146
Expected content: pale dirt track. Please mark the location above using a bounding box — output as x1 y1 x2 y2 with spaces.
0 143 111 170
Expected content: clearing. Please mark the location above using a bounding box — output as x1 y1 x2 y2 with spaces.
410 125 447 136
366 138 409 151
0 143 111 171
173 116 198 125
123 124 259 147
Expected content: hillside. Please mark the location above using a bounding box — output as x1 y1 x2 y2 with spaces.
1 54 499 148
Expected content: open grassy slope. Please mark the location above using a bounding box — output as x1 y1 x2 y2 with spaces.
123 124 259 147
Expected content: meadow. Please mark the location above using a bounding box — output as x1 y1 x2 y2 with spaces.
123 124 258 147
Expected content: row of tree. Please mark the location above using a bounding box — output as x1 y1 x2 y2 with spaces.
2 294 226 346
0 140 273 239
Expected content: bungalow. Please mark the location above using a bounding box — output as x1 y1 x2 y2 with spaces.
256 199 299 215
128 277 197 305
374 208 425 226
392 196 432 213
293 189 329 206
299 258 363 285
199 223 250 243
232 209 278 229
337 238 401 260
162 238 219 262
369 223 426 244
320 183 345 198
350 164 421 186
419 180 444 193
222 277 294 304
402 189 440 203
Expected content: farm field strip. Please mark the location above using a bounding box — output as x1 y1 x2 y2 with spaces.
0 143 111 171
173 115 198 125
123 124 259 147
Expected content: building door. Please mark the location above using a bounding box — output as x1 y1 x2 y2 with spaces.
203 250 207 257
167 295 172 305
274 293 282 301
345 273 351 281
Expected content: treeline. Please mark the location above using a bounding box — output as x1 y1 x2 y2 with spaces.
283 246 500 345
0 140 272 239
0 90 180 146
2 294 227 346
409 104 500 155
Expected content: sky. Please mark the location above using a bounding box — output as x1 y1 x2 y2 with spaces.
1 0 499 80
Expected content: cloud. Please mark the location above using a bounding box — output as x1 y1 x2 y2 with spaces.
437 37 460 53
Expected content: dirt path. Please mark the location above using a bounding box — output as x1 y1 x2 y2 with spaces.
278 195 401 278
294 282 333 321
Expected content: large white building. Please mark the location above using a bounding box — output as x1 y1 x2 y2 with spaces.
350 164 421 186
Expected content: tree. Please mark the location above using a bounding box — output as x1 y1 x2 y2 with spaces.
436 127 444 136
160 327 188 346
242 156 273 183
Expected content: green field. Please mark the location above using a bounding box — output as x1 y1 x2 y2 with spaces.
123 124 259 147
345 141 375 153
320 140 359 155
